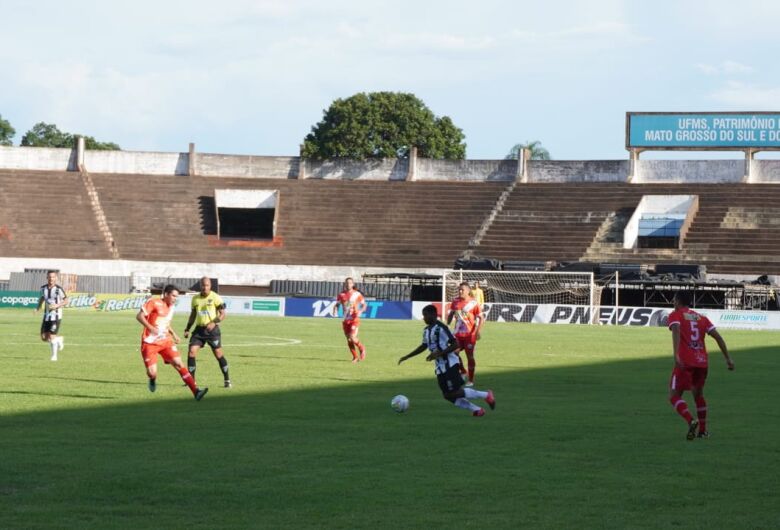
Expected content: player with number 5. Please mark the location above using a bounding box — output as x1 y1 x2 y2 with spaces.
667 291 734 440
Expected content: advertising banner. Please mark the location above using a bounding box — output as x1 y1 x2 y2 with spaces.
411 302 780 330
627 112 780 149
0 291 40 308
175 294 284 316
285 297 412 320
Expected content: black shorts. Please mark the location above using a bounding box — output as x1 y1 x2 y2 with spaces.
437 364 465 396
41 319 61 335
189 326 223 351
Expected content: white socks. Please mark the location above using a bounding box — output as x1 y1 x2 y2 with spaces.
464 388 487 400
454 398 481 412
49 336 64 361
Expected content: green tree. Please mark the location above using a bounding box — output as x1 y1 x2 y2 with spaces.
302 92 466 160
0 114 15 146
505 140 551 160
21 122 119 150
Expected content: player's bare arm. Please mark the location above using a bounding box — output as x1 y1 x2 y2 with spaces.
169 326 181 344
184 308 197 338
425 337 458 362
33 296 45 314
670 323 683 368
207 305 226 331
708 329 735 370
135 310 156 334
474 313 484 340
398 344 427 365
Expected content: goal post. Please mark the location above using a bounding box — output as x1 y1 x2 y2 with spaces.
442 270 608 324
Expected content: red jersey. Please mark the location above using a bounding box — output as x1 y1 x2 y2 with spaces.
336 289 365 323
449 297 482 338
140 297 175 346
667 307 714 368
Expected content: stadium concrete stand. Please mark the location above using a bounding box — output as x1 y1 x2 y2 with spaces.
87 173 507 268
2 146 780 280
0 169 113 259
474 182 780 276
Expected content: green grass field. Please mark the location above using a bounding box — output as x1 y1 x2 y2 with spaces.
1 308 778 529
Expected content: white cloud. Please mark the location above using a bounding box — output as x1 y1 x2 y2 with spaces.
696 60 753 76
709 81 780 107
381 33 498 53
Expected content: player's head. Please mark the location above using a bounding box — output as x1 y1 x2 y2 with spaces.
200 276 211 295
458 282 471 298
344 277 355 290
162 284 179 305
474 281 480 289
673 291 692 309
46 270 57 285
422 304 439 325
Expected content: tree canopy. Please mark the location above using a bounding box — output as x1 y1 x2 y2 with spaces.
302 92 466 160
20 122 120 150
0 114 15 146
505 140 551 160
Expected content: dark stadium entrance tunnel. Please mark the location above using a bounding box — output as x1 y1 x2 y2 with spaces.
0 344 775 529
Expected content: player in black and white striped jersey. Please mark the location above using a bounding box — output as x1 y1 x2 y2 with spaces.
34 270 68 361
398 304 496 417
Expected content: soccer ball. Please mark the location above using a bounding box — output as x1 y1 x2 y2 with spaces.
390 394 410 413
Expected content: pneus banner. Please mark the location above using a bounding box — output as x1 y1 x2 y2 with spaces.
411 302 780 330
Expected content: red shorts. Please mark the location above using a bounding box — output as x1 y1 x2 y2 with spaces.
670 366 708 391
455 335 477 353
342 320 359 336
141 341 179 368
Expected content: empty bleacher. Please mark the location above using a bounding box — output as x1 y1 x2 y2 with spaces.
0 169 113 260
477 182 780 276
3 168 780 277
88 173 507 268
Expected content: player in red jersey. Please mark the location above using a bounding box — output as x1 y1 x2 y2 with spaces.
334 277 368 363
667 291 734 440
446 282 484 386
136 284 208 401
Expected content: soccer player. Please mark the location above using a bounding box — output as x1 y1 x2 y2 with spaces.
136 284 208 401
334 277 367 363
667 291 734 440
34 270 68 361
184 277 232 388
446 282 484 386
398 304 495 417
472 281 485 310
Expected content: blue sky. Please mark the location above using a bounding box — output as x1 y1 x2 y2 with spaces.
2 0 779 160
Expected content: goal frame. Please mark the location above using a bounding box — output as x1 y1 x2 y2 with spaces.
441 269 599 324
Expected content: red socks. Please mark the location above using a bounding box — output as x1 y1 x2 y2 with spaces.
695 396 707 432
670 396 694 424
178 366 198 394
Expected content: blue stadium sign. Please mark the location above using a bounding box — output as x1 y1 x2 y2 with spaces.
627 112 780 149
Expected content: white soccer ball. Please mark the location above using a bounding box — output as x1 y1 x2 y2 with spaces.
391 394 410 413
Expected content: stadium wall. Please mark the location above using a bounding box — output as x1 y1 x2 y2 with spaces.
0 145 76 171
526 160 628 182
0 257 443 289
634 160 744 183
5 144 780 183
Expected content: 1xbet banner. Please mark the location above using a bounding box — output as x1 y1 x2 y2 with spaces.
284 298 412 320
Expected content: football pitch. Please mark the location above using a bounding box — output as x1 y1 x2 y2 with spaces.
1 308 778 529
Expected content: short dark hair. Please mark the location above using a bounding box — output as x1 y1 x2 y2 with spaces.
674 291 692 307
46 270 58 275
163 284 179 295
422 304 438 317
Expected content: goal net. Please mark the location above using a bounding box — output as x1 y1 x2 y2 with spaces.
442 270 602 324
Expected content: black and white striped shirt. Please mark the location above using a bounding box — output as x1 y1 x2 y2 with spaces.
422 321 460 375
40 284 67 321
